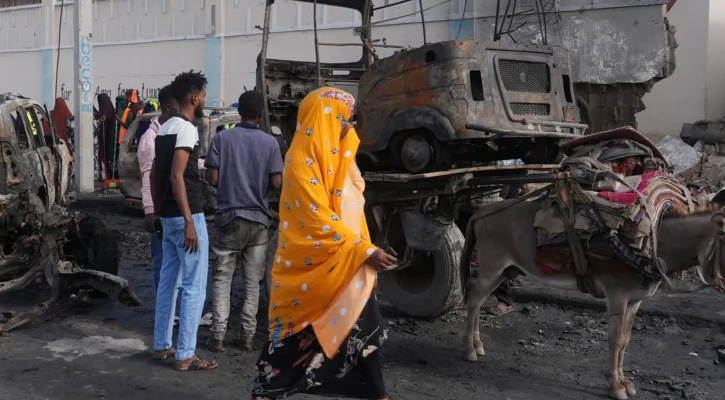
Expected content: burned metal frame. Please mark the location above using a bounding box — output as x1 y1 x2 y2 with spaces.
0 194 140 333
259 0 374 133
0 94 139 333
493 0 563 44
363 164 565 204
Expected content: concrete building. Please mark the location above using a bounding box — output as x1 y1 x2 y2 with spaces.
0 0 721 137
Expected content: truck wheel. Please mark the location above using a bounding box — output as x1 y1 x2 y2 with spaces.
391 131 435 173
378 224 464 317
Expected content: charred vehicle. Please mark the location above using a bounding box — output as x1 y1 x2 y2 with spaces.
257 0 585 317
0 93 71 207
259 1 585 174
118 108 241 212
0 93 139 333
356 40 584 173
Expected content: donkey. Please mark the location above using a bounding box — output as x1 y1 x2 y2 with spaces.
460 200 724 400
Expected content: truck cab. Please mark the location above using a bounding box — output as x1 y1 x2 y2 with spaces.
357 40 584 172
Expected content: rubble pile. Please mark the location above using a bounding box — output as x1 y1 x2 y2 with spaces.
657 118 725 206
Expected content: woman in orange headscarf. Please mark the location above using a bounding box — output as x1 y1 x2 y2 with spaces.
251 88 396 400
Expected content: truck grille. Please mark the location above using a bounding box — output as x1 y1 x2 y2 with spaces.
510 103 550 116
499 60 550 93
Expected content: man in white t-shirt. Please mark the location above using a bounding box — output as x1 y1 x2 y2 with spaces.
150 70 217 371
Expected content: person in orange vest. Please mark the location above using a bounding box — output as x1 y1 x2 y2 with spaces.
118 89 144 144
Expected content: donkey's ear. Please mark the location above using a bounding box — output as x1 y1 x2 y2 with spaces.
712 213 725 230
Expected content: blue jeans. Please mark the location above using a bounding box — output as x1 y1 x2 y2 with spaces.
154 213 209 361
150 233 163 293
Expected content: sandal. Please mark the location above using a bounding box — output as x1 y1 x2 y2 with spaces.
151 347 177 361
174 354 218 371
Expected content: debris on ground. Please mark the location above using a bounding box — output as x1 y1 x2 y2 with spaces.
657 135 702 176
654 119 725 206
387 318 421 336
680 118 725 146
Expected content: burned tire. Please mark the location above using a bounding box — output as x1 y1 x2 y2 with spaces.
378 224 464 318
390 130 440 173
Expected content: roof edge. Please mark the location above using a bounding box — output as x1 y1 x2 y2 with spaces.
284 0 367 14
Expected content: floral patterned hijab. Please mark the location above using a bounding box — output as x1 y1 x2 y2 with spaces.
268 87 378 357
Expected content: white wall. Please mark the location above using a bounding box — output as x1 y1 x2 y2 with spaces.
2 50 42 95
638 0 714 136
3 0 719 137
706 0 725 120
0 0 464 109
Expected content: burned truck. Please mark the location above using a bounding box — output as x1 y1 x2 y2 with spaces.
257 0 586 317
0 93 138 333
258 0 677 318
355 40 584 172
260 1 585 174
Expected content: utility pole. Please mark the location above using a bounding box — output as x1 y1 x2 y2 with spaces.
41 0 57 108
73 0 94 193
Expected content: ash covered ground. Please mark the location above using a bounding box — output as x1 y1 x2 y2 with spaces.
0 192 723 400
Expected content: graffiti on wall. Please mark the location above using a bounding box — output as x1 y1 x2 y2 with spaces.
79 33 93 112
60 82 165 102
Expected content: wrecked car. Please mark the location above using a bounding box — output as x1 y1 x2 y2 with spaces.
0 93 139 333
0 93 71 207
118 108 242 212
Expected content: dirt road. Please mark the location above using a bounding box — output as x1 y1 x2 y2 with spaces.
0 193 723 400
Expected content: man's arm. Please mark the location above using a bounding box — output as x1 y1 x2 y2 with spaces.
141 135 156 233
171 149 193 222
270 174 282 191
170 149 198 253
150 159 159 215
204 133 220 188
268 138 284 196
208 169 219 187
138 130 155 215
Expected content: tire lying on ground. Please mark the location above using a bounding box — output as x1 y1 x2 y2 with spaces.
378 225 464 318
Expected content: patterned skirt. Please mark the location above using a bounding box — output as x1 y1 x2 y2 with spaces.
251 295 388 399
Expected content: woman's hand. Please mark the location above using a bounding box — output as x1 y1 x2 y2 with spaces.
366 249 397 271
